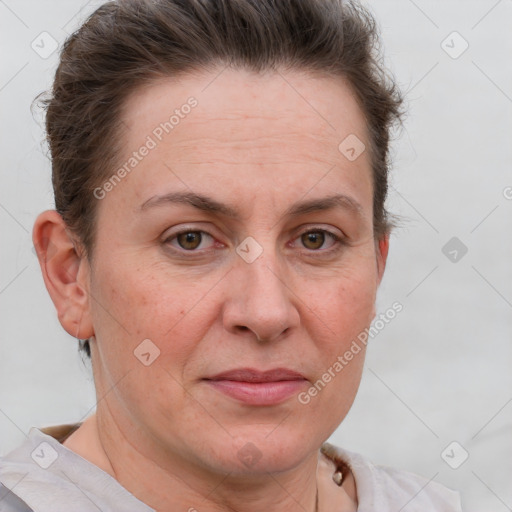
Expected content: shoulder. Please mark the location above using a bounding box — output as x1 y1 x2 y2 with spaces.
321 443 462 512
0 426 154 512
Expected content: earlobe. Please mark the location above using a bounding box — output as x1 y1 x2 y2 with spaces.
33 210 94 340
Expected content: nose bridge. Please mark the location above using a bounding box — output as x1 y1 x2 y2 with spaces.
223 244 300 341
247 255 288 307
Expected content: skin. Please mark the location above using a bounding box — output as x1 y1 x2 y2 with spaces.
34 68 389 512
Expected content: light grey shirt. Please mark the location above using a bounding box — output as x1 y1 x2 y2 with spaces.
0 427 462 511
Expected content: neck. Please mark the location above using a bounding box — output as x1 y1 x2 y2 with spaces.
66 411 321 512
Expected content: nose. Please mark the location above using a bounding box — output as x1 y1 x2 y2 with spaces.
222 254 300 343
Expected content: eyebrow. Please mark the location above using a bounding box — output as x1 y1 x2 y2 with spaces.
139 191 363 219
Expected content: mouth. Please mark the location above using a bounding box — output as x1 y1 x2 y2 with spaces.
203 367 308 406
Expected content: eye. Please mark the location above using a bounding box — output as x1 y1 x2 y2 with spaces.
166 230 216 251
291 229 344 251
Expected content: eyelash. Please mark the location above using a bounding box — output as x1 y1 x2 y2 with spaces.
163 227 346 256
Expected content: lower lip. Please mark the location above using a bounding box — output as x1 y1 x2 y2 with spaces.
205 379 307 405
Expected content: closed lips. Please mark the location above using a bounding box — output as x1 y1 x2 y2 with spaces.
205 368 306 382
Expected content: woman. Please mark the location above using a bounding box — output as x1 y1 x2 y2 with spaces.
0 0 462 510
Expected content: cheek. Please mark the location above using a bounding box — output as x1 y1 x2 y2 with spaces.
89 262 219 428
297 259 376 414
298 273 373 430
306 264 378 342
89 258 221 374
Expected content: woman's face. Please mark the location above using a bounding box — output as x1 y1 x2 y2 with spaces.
83 68 387 475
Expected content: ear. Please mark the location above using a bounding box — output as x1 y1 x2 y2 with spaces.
32 210 94 340
369 234 390 320
375 233 390 287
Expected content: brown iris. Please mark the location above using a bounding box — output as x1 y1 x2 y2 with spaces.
301 231 325 250
177 231 202 250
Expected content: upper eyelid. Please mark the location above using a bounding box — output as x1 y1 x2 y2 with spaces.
164 228 215 244
163 225 343 240
298 227 342 237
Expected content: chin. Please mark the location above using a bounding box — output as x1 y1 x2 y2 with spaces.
199 427 318 476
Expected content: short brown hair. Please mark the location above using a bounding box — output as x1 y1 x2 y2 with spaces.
35 0 404 355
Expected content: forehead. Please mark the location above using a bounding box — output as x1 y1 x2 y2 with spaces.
113 68 372 212
122 68 368 150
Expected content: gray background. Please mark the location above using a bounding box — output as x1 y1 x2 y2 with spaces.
1 1 511 510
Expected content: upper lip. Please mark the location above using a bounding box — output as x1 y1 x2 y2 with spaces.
206 368 306 383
